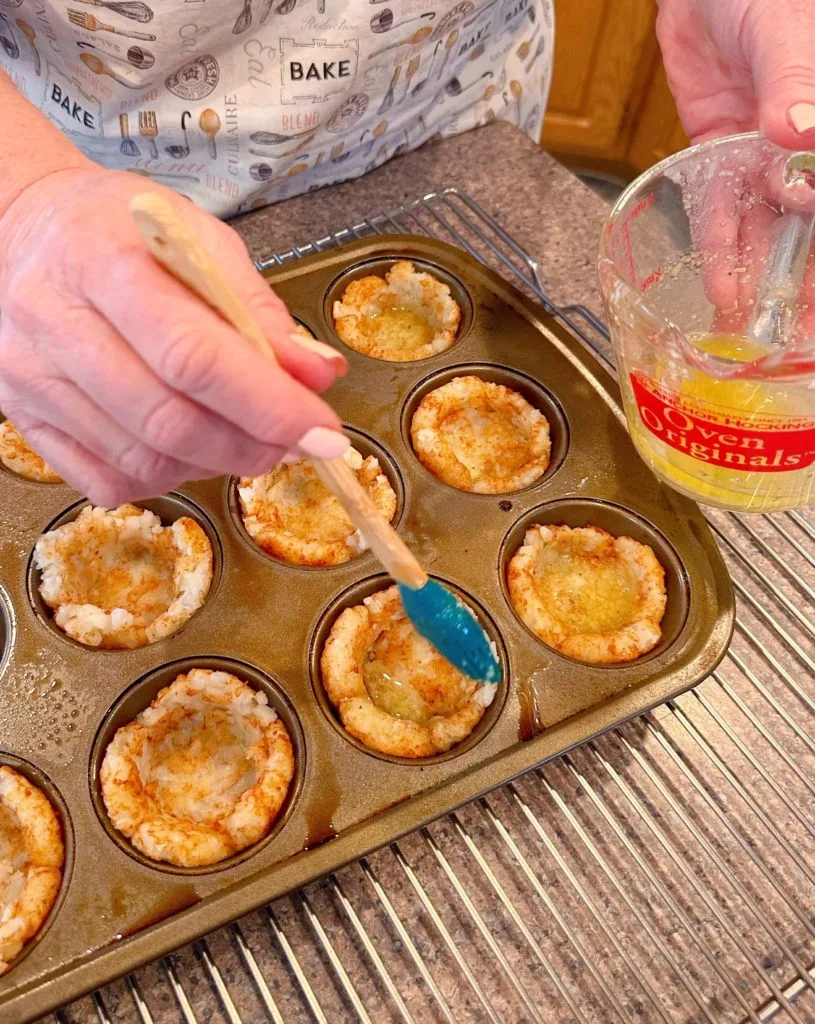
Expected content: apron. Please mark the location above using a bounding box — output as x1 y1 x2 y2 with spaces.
0 0 553 216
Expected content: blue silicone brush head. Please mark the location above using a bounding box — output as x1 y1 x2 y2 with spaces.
397 579 502 684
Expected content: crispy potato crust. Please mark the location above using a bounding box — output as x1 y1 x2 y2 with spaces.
239 447 397 566
34 504 213 649
507 524 667 664
0 421 61 483
321 586 496 757
411 375 551 493
100 670 294 868
0 766 64 974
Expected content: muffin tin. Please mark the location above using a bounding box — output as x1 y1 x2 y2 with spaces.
0 235 735 1023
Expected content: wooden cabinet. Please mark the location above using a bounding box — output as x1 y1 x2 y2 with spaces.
541 0 688 177
625 59 691 170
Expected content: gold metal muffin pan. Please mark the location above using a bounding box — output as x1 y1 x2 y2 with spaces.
0 235 734 1024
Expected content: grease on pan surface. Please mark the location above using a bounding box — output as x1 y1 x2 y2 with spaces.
238 446 397 566
0 421 62 484
100 669 295 868
0 766 64 974
34 504 213 649
411 375 551 493
332 260 461 361
321 585 497 758
507 524 667 664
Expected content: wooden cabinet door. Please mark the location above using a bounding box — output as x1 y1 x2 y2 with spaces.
626 59 689 171
543 0 656 158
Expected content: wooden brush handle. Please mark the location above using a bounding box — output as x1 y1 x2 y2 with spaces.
311 457 427 589
129 191 428 590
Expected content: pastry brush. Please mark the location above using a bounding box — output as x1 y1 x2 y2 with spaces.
130 192 501 684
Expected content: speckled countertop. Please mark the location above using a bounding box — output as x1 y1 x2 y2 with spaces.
40 123 815 1024
230 121 609 314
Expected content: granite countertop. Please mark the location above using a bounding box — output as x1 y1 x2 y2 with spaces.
48 122 813 1024
231 121 610 316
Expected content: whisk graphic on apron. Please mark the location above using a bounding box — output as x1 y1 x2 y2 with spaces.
74 0 153 22
119 113 140 157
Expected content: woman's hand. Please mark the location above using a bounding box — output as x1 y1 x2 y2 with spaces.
657 0 815 147
0 167 348 506
657 0 815 333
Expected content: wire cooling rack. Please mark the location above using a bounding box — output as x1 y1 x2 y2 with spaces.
52 189 814 1024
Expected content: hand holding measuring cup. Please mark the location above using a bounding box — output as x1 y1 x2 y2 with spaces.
655 0 815 335
599 0 815 511
598 135 815 513
658 0 815 148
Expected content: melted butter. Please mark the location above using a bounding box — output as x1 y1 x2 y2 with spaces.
362 617 472 722
628 332 809 511
683 333 786 415
517 678 543 741
691 333 769 361
304 767 341 849
363 659 433 724
534 550 638 634
369 303 434 355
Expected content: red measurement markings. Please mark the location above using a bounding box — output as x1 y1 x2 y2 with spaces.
628 192 656 220
622 219 635 285
618 191 657 288
640 267 662 293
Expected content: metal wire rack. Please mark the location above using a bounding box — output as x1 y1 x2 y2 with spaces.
51 189 814 1024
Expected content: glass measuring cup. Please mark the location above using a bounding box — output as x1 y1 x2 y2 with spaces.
598 132 815 512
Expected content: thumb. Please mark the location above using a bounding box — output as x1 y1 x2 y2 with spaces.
743 1 815 148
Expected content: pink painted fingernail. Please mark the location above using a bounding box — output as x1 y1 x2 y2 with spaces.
289 331 347 370
788 103 815 136
296 426 350 459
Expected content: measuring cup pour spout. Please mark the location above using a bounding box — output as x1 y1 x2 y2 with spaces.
598 132 815 513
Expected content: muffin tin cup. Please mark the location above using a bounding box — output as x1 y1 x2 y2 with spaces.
226 426 406 571
26 494 223 652
0 753 74 972
309 573 509 766
323 256 475 361
0 234 734 1024
88 656 305 876
0 585 12 675
401 362 570 492
499 498 690 668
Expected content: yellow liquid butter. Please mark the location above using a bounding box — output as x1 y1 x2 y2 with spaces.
368 303 434 356
533 550 638 634
623 333 815 512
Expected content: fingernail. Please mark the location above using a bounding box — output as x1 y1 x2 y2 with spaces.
296 426 350 459
788 103 815 136
280 450 304 465
290 331 347 370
